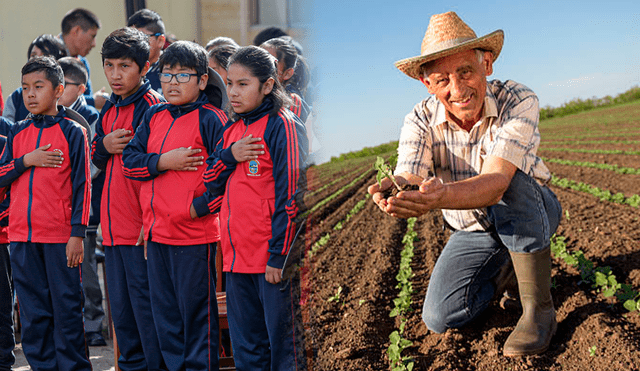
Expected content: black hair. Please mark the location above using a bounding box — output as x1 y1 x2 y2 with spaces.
101 28 150 72
61 8 101 35
22 56 64 88
227 46 291 120
158 40 209 78
27 34 68 61
127 8 165 35
58 57 88 84
205 36 239 52
207 44 238 70
260 37 309 96
253 27 288 46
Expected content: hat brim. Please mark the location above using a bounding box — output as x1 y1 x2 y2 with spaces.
395 29 504 80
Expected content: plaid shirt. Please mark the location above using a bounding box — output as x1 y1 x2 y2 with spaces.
395 79 550 232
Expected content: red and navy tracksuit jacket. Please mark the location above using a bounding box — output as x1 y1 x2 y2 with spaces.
0 136 8 244
0 107 91 241
91 81 164 246
204 97 308 273
287 86 310 123
122 92 226 245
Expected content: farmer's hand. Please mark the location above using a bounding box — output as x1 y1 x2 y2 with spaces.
265 265 281 284
66 236 84 268
231 134 264 162
157 147 204 171
368 174 409 212
23 144 63 168
103 129 133 154
386 177 445 218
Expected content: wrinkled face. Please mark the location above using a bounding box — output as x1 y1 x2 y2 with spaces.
59 79 85 107
22 71 63 116
226 63 273 114
420 49 493 128
70 26 98 57
103 57 149 99
160 64 207 106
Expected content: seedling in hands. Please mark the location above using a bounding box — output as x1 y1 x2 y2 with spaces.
374 156 402 192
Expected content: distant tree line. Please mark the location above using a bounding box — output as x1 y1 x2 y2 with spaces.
329 141 398 163
540 86 640 120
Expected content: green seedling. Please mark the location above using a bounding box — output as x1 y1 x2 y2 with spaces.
589 345 597 357
374 156 402 191
358 299 366 306
327 286 343 303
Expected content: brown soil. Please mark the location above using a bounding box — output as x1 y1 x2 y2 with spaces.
303 104 640 370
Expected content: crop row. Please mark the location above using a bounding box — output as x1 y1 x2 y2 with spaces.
303 168 372 218
387 217 417 371
543 139 640 146
542 128 640 141
308 194 370 258
308 164 371 198
550 175 640 208
551 235 639 312
542 157 640 175
540 147 640 156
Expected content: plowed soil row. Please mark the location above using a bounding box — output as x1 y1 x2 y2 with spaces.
538 151 640 170
545 162 640 197
303 177 640 371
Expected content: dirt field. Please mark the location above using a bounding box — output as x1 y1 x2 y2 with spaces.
301 102 640 370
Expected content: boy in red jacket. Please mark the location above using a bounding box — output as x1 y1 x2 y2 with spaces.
122 40 227 371
90 28 165 369
0 56 91 370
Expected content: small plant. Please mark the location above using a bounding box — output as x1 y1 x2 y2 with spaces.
565 210 570 220
387 330 414 371
327 286 343 303
589 345 597 357
358 299 366 306
374 156 402 191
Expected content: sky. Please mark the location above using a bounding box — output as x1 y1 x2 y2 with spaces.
306 0 640 164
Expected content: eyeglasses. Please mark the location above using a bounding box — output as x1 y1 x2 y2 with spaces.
143 32 163 38
159 73 199 83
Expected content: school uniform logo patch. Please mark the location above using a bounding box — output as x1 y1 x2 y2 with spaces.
248 160 261 176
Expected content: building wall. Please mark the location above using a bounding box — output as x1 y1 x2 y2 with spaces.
0 0 309 108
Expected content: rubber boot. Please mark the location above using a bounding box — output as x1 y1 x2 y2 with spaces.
503 246 556 357
491 257 521 311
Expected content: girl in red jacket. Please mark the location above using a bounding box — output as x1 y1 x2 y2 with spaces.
204 45 308 371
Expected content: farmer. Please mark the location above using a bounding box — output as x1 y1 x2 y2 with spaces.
368 11 562 357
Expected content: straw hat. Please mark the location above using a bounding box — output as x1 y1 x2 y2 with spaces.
395 11 504 80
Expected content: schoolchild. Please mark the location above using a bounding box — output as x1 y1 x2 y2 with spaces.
204 45 308 371
260 37 311 122
59 8 104 108
58 55 107 345
208 43 238 85
0 134 14 371
2 34 68 123
127 9 167 93
204 36 239 52
0 56 91 370
58 57 99 126
90 27 165 370
122 40 227 371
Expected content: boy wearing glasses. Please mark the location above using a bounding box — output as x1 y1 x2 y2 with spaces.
122 40 227 371
91 28 165 370
128 9 166 93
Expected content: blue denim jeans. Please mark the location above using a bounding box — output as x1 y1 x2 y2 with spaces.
422 170 561 333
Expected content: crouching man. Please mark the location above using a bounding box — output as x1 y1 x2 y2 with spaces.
368 11 561 357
